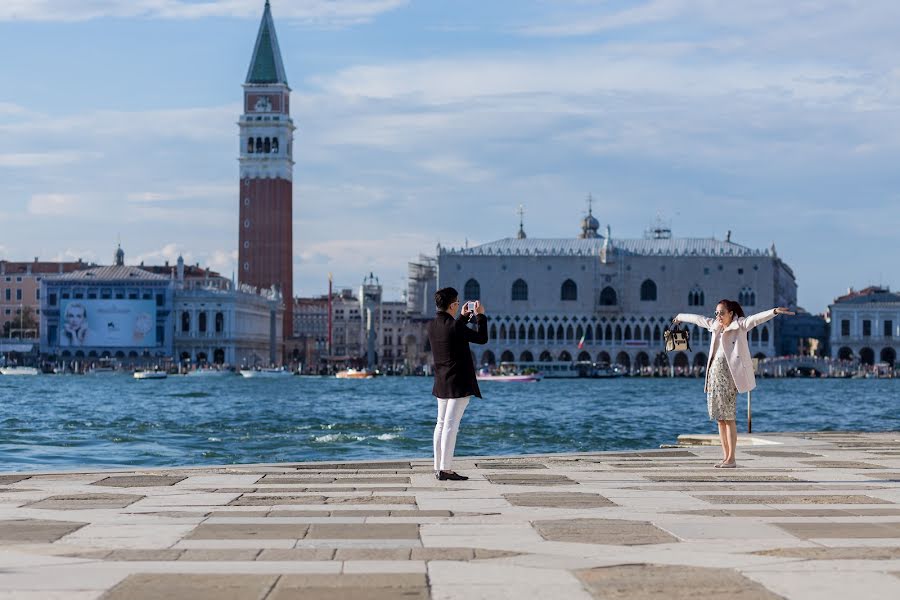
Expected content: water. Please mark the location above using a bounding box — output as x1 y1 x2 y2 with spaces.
0 376 897 472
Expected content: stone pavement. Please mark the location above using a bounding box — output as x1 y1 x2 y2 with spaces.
0 431 898 599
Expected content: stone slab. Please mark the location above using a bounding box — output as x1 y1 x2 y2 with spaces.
475 462 547 469
534 518 678 545
105 549 184 561
745 450 823 457
292 462 412 470
644 475 800 482
27 493 144 510
503 492 617 508
754 546 900 560
0 519 87 543
100 573 277 600
775 522 900 539
185 523 310 540
179 549 262 561
92 476 186 487
576 564 782 599
267 574 428 600
801 460 887 469
257 548 335 561
258 476 412 484
305 523 419 540
484 473 575 486
0 475 31 485
695 494 892 505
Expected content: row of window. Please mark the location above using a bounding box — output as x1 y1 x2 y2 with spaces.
246 136 280 154
47 325 166 346
180 311 226 334
488 322 771 344
3 289 37 301
481 349 736 368
464 278 756 307
47 291 165 306
840 319 894 338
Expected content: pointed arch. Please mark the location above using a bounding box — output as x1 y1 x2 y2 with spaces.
556 324 564 340
614 325 622 341
520 350 534 362
577 351 591 361
518 324 526 340
605 324 613 340
576 324 584 341
654 325 661 342
761 326 769 343
490 324 497 340
643 325 651 340
600 286 617 306
540 350 554 362
511 278 528 301
501 350 515 362
559 350 572 361
584 324 593 341
597 351 611 364
537 324 545 340
464 278 480 300
547 325 555 340
624 325 632 340
595 324 602 341
499 324 507 340
640 279 657 301
482 350 496 365
566 325 574 341
528 324 535 341
509 324 517 340
561 279 577 301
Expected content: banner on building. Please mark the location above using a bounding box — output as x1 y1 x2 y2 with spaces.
59 300 156 347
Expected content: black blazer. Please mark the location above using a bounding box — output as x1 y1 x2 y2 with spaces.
427 311 489 399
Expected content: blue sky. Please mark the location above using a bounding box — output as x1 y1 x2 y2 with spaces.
1 0 898 312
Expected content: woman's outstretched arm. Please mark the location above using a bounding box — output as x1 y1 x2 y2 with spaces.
674 313 715 331
742 307 795 330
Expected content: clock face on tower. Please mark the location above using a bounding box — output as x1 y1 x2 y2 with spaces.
254 96 272 112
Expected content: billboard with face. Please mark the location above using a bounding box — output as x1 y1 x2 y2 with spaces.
59 300 157 348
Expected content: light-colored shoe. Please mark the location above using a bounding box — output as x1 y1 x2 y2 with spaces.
719 462 737 469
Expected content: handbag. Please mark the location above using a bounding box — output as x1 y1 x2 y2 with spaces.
664 322 691 353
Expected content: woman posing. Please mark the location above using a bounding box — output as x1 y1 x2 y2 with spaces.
675 301 795 468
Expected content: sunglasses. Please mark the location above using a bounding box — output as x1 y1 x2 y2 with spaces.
714 310 731 317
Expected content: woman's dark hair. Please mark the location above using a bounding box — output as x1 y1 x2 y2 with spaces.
716 299 745 318
434 287 458 311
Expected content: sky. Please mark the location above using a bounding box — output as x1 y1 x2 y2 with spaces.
1 0 898 313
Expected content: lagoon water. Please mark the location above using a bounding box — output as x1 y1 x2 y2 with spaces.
0 375 897 472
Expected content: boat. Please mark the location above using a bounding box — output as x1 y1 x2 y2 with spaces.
85 358 119 375
0 366 40 376
335 368 375 379
239 367 293 378
187 368 233 377
475 363 542 382
133 370 168 380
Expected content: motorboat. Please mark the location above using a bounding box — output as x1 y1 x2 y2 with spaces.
475 364 542 382
187 368 233 377
0 366 40 376
335 368 375 379
239 367 293 378
133 370 168 380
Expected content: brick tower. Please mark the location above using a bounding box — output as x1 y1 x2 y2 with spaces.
238 0 295 342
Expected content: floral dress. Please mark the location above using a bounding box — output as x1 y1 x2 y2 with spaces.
707 353 737 421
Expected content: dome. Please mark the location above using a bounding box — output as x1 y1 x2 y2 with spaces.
579 213 600 238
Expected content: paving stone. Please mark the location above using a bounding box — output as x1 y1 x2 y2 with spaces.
257 548 336 561
534 518 678 545
334 547 412 560
292 462 412 470
866 472 900 481
504 492 617 508
390 510 453 517
268 574 428 600
306 524 419 540
259 475 412 484
576 564 782 599
325 496 417 505
484 473 576 486
179 549 261 561
128 510 210 518
229 495 327 506
746 450 823 457
628 484 889 491
801 460 887 469
92 475 187 487
0 475 30 485
410 547 475 560
105 549 184 561
754 547 900 560
695 494 893 505
0 519 87 543
27 493 144 510
208 510 271 517
775 522 900 539
475 462 547 469
644 475 800 482
473 548 522 559
585 450 699 459
101 573 278 600
185 523 310 540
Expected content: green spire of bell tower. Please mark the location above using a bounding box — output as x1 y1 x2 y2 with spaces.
246 1 288 85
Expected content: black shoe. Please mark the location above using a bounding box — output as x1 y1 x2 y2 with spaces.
437 470 468 481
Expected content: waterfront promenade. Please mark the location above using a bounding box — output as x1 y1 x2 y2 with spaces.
0 431 898 599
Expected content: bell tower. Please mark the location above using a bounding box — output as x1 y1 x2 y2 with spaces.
238 0 295 342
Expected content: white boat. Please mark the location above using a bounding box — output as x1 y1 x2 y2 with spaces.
187 368 233 377
476 371 542 382
335 368 375 379
134 370 168 380
239 367 293 378
0 366 40 376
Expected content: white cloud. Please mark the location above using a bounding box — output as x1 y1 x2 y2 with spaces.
417 156 493 183
0 0 407 25
132 243 191 267
27 194 81 216
49 248 98 263
0 151 101 168
126 182 233 203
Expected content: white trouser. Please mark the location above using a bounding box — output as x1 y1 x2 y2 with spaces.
433 396 470 471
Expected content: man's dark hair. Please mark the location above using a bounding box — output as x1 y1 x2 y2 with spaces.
434 287 458 311
716 299 745 318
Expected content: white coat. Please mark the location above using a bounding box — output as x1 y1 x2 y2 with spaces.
675 309 778 394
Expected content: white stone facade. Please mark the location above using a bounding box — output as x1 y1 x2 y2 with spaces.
828 287 899 365
438 231 797 372
173 284 283 368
